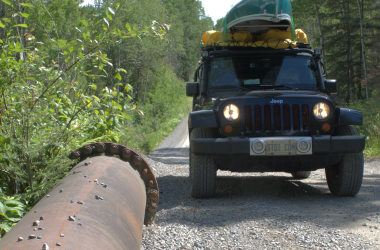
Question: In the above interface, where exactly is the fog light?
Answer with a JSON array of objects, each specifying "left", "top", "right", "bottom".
[
  {"left": 297, "top": 139, "right": 311, "bottom": 153},
  {"left": 224, "top": 125, "right": 233, "bottom": 133},
  {"left": 251, "top": 139, "right": 265, "bottom": 154},
  {"left": 322, "top": 123, "right": 331, "bottom": 132}
]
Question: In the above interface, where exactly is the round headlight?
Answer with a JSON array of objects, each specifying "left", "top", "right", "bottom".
[
  {"left": 313, "top": 102, "right": 330, "bottom": 120},
  {"left": 223, "top": 104, "right": 239, "bottom": 121}
]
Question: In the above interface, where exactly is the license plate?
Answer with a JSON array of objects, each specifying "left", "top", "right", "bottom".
[
  {"left": 250, "top": 137, "right": 312, "bottom": 156},
  {"left": 265, "top": 140, "right": 296, "bottom": 155}
]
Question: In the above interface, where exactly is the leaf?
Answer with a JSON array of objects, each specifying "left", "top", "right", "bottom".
[
  {"left": 0, "top": 21, "right": 4, "bottom": 28},
  {"left": 6, "top": 208, "right": 23, "bottom": 217},
  {"left": 89, "top": 84, "right": 97, "bottom": 90},
  {"left": 125, "top": 23, "right": 131, "bottom": 32},
  {"left": 106, "top": 11, "right": 112, "bottom": 21},
  {"left": 117, "top": 68, "right": 127, "bottom": 74},
  {"left": 4, "top": 199, "right": 24, "bottom": 208},
  {"left": 0, "top": 201, "right": 6, "bottom": 217},
  {"left": 80, "top": 20, "right": 88, "bottom": 27},
  {"left": 14, "top": 24, "right": 27, "bottom": 28},
  {"left": 108, "top": 7, "right": 115, "bottom": 15},
  {"left": 124, "top": 84, "right": 133, "bottom": 93},
  {"left": 19, "top": 3, "right": 33, "bottom": 7},
  {"left": 114, "top": 73, "right": 121, "bottom": 81},
  {"left": 1, "top": 0, "right": 12, "bottom": 6},
  {"left": 0, "top": 223, "right": 11, "bottom": 232},
  {"left": 20, "top": 13, "right": 30, "bottom": 18}
]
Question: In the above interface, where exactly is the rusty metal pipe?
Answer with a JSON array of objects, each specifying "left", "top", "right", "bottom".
[{"left": 0, "top": 143, "right": 159, "bottom": 250}]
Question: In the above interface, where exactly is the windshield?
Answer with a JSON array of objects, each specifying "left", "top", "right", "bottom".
[{"left": 207, "top": 55, "right": 317, "bottom": 91}]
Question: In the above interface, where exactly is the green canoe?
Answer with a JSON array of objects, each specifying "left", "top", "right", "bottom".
[{"left": 223, "top": 0, "right": 295, "bottom": 39}]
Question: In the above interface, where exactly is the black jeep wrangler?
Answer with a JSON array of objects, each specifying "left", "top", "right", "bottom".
[{"left": 186, "top": 46, "right": 366, "bottom": 198}]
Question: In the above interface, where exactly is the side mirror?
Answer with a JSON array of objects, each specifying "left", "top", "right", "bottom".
[
  {"left": 325, "top": 79, "right": 337, "bottom": 94},
  {"left": 186, "top": 82, "right": 199, "bottom": 97}
]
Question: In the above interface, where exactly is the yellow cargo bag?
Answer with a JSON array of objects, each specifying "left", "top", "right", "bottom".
[
  {"left": 258, "top": 29, "right": 292, "bottom": 41},
  {"left": 233, "top": 30, "right": 253, "bottom": 43},
  {"left": 201, "top": 30, "right": 232, "bottom": 46},
  {"left": 295, "top": 29, "right": 308, "bottom": 43}
]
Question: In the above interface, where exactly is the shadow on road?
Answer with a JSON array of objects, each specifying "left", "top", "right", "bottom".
[
  {"left": 150, "top": 147, "right": 189, "bottom": 165},
  {"left": 150, "top": 146, "right": 380, "bottom": 230},
  {"left": 156, "top": 170, "right": 380, "bottom": 230}
]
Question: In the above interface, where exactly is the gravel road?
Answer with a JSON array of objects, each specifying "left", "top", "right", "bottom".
[{"left": 142, "top": 119, "right": 380, "bottom": 249}]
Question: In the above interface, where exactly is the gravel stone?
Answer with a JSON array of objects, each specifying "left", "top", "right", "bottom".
[
  {"left": 17, "top": 236, "right": 24, "bottom": 242},
  {"left": 42, "top": 243, "right": 49, "bottom": 250},
  {"left": 33, "top": 220, "right": 40, "bottom": 226},
  {"left": 68, "top": 216, "right": 76, "bottom": 222},
  {"left": 28, "top": 234, "right": 37, "bottom": 239},
  {"left": 140, "top": 119, "right": 380, "bottom": 250},
  {"left": 95, "top": 195, "right": 104, "bottom": 200}
]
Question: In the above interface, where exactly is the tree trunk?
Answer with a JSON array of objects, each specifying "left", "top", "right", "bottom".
[
  {"left": 314, "top": 0, "right": 325, "bottom": 61},
  {"left": 356, "top": 0, "right": 368, "bottom": 99},
  {"left": 342, "top": 0, "right": 354, "bottom": 103}
]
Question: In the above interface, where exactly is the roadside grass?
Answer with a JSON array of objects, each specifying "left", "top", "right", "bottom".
[
  {"left": 349, "top": 94, "right": 380, "bottom": 159},
  {"left": 120, "top": 68, "right": 192, "bottom": 153}
]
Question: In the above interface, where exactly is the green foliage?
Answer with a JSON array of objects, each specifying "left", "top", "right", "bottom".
[
  {"left": 0, "top": 0, "right": 205, "bottom": 238},
  {"left": 348, "top": 95, "right": 380, "bottom": 158},
  {"left": 292, "top": 0, "right": 380, "bottom": 102},
  {"left": 121, "top": 66, "right": 191, "bottom": 153},
  {"left": 0, "top": 0, "right": 137, "bottom": 204},
  {"left": 0, "top": 191, "right": 26, "bottom": 237}
]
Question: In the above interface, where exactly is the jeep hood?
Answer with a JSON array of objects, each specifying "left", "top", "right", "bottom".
[{"left": 216, "top": 90, "right": 328, "bottom": 101}]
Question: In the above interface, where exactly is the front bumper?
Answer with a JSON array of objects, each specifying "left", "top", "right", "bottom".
[{"left": 191, "top": 135, "right": 366, "bottom": 156}]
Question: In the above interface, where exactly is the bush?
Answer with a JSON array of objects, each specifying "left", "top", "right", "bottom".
[
  {"left": 349, "top": 97, "right": 380, "bottom": 158},
  {"left": 0, "top": 191, "right": 26, "bottom": 237},
  {"left": 121, "top": 66, "right": 191, "bottom": 153}
]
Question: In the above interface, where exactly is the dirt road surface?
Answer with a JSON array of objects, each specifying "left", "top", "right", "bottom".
[{"left": 142, "top": 119, "right": 380, "bottom": 249}]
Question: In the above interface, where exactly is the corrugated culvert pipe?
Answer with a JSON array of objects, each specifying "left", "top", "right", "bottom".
[{"left": 0, "top": 143, "right": 159, "bottom": 250}]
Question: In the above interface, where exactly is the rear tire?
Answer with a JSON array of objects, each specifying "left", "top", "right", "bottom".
[
  {"left": 189, "top": 128, "right": 217, "bottom": 198},
  {"left": 291, "top": 171, "right": 311, "bottom": 180},
  {"left": 325, "top": 126, "right": 364, "bottom": 196}
]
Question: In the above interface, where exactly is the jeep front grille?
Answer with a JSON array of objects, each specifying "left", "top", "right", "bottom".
[{"left": 245, "top": 104, "right": 310, "bottom": 134}]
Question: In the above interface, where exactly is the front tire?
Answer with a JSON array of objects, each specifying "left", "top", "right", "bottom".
[
  {"left": 325, "top": 126, "right": 364, "bottom": 196},
  {"left": 189, "top": 128, "right": 217, "bottom": 198}
]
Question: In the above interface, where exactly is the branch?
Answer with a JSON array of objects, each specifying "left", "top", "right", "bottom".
[{"left": 30, "top": 46, "right": 99, "bottom": 112}]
